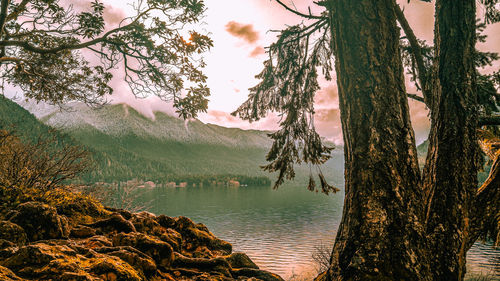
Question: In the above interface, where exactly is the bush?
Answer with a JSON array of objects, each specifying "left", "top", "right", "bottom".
[{"left": 0, "top": 130, "right": 106, "bottom": 222}]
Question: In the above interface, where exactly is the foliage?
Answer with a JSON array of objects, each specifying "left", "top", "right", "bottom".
[
  {"left": 0, "top": 0, "right": 212, "bottom": 118},
  {"left": 0, "top": 130, "right": 91, "bottom": 190},
  {"left": 234, "top": 0, "right": 500, "bottom": 195},
  {"left": 232, "top": 11, "right": 337, "bottom": 193},
  {"left": 0, "top": 132, "right": 106, "bottom": 222}
]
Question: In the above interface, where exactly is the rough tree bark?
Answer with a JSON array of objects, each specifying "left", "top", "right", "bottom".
[
  {"left": 319, "top": 1, "right": 432, "bottom": 280},
  {"left": 422, "top": 1, "right": 478, "bottom": 280}
]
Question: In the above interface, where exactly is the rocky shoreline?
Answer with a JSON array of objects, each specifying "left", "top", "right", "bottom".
[{"left": 0, "top": 201, "right": 284, "bottom": 281}]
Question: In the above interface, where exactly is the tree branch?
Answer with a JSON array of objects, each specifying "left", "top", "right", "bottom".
[
  {"left": 469, "top": 129, "right": 500, "bottom": 248},
  {"left": 274, "top": 0, "right": 324, "bottom": 20},
  {"left": 0, "top": 56, "right": 20, "bottom": 63},
  {"left": 6, "top": 0, "right": 28, "bottom": 22},
  {"left": 479, "top": 115, "right": 500, "bottom": 126},
  {"left": 395, "top": 3, "right": 431, "bottom": 106},
  {"left": 407, "top": 93, "right": 425, "bottom": 103},
  {"left": 0, "top": 24, "right": 134, "bottom": 54}
]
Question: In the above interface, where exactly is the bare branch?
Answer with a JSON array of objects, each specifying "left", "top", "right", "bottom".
[
  {"left": 395, "top": 3, "right": 431, "bottom": 106},
  {"left": 274, "top": 0, "right": 324, "bottom": 20},
  {"left": 479, "top": 115, "right": 500, "bottom": 126},
  {"left": 408, "top": 93, "right": 425, "bottom": 103},
  {"left": 6, "top": 0, "right": 29, "bottom": 22}
]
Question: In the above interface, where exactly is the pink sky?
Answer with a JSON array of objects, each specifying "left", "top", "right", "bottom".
[{"left": 97, "top": 0, "right": 500, "bottom": 145}]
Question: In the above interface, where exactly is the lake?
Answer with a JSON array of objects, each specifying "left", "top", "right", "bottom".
[{"left": 137, "top": 184, "right": 499, "bottom": 280}]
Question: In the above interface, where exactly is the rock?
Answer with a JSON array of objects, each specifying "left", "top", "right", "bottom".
[
  {"left": 112, "top": 232, "right": 174, "bottom": 268},
  {"left": 156, "top": 215, "right": 176, "bottom": 229},
  {"left": 105, "top": 208, "right": 133, "bottom": 220},
  {"left": 224, "top": 253, "right": 259, "bottom": 269},
  {"left": 159, "top": 229, "right": 182, "bottom": 252},
  {"left": 85, "top": 214, "right": 136, "bottom": 234},
  {"left": 0, "top": 221, "right": 26, "bottom": 246},
  {"left": 175, "top": 217, "right": 232, "bottom": 255},
  {"left": 70, "top": 225, "right": 96, "bottom": 238},
  {"left": 0, "top": 265, "right": 22, "bottom": 281},
  {"left": 0, "top": 240, "right": 18, "bottom": 260},
  {"left": 1, "top": 242, "right": 143, "bottom": 281},
  {"left": 172, "top": 253, "right": 232, "bottom": 277},
  {"left": 7, "top": 202, "right": 69, "bottom": 241},
  {"left": 89, "top": 257, "right": 142, "bottom": 281},
  {"left": 130, "top": 212, "right": 162, "bottom": 235},
  {"left": 94, "top": 246, "right": 156, "bottom": 277},
  {"left": 59, "top": 272, "right": 95, "bottom": 281},
  {"left": 232, "top": 268, "right": 285, "bottom": 281},
  {"left": 81, "top": 235, "right": 113, "bottom": 249},
  {"left": 1, "top": 243, "right": 74, "bottom": 271}
]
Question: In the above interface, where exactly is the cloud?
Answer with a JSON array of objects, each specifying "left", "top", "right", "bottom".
[
  {"left": 199, "top": 110, "right": 280, "bottom": 131},
  {"left": 250, "top": 46, "right": 265, "bottom": 58},
  {"left": 225, "top": 21, "right": 260, "bottom": 44}
]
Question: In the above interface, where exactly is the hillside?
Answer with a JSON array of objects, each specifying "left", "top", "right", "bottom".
[
  {"left": 3, "top": 98, "right": 344, "bottom": 185},
  {"left": 0, "top": 96, "right": 71, "bottom": 144}
]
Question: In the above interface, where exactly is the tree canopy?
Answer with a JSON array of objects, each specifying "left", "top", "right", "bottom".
[
  {"left": 233, "top": 0, "right": 500, "bottom": 191},
  {"left": 0, "top": 0, "right": 212, "bottom": 118}
]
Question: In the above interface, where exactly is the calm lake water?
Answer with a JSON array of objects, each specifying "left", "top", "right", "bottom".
[{"left": 137, "top": 184, "right": 499, "bottom": 280}]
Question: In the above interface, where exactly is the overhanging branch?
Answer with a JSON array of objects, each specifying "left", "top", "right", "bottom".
[
  {"left": 274, "top": 0, "right": 325, "bottom": 20},
  {"left": 479, "top": 115, "right": 500, "bottom": 126},
  {"left": 407, "top": 93, "right": 425, "bottom": 103}
]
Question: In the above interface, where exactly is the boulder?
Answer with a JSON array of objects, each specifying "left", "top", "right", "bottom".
[
  {"left": 224, "top": 253, "right": 259, "bottom": 269},
  {"left": 0, "top": 265, "right": 22, "bottom": 281},
  {"left": 89, "top": 257, "right": 142, "bottom": 281},
  {"left": 1, "top": 242, "right": 143, "bottom": 281},
  {"left": 112, "top": 232, "right": 174, "bottom": 268},
  {"left": 0, "top": 221, "right": 27, "bottom": 246},
  {"left": 156, "top": 215, "right": 176, "bottom": 229},
  {"left": 232, "top": 268, "right": 285, "bottom": 281},
  {"left": 70, "top": 225, "right": 96, "bottom": 238},
  {"left": 85, "top": 214, "right": 136, "bottom": 234},
  {"left": 59, "top": 272, "right": 95, "bottom": 281},
  {"left": 172, "top": 253, "right": 232, "bottom": 278},
  {"left": 175, "top": 217, "right": 232, "bottom": 255},
  {"left": 1, "top": 243, "right": 74, "bottom": 271},
  {"left": 94, "top": 246, "right": 156, "bottom": 277},
  {"left": 159, "top": 228, "right": 182, "bottom": 252},
  {"left": 81, "top": 235, "right": 113, "bottom": 249},
  {"left": 130, "top": 212, "right": 162, "bottom": 235},
  {"left": 7, "top": 202, "right": 69, "bottom": 241}
]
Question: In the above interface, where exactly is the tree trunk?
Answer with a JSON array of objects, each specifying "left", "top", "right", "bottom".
[
  {"left": 318, "top": 1, "right": 432, "bottom": 280},
  {"left": 422, "top": 0, "right": 478, "bottom": 280}
]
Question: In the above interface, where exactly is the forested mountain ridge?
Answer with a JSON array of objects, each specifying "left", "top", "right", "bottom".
[{"left": 6, "top": 99, "right": 343, "bottom": 184}]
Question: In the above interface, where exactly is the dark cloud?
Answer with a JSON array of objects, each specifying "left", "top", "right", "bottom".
[
  {"left": 225, "top": 21, "right": 260, "bottom": 44},
  {"left": 250, "top": 46, "right": 265, "bottom": 58}
]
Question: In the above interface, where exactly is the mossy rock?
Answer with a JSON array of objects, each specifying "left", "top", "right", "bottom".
[
  {"left": 7, "top": 202, "right": 69, "bottom": 241},
  {"left": 0, "top": 221, "right": 27, "bottom": 246}
]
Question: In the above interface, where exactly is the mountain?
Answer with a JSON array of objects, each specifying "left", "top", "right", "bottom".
[
  {"left": 0, "top": 95, "right": 75, "bottom": 147},
  {"left": 7, "top": 98, "right": 344, "bottom": 185}
]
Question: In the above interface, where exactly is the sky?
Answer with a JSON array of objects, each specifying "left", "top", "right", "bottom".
[{"left": 16, "top": 0, "right": 500, "bottom": 145}]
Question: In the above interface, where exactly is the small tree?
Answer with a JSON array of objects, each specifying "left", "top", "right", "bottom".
[
  {"left": 0, "top": 0, "right": 212, "bottom": 118},
  {"left": 0, "top": 130, "right": 91, "bottom": 208}
]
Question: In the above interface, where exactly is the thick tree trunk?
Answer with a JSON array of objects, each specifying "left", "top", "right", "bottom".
[
  {"left": 318, "top": 1, "right": 432, "bottom": 280},
  {"left": 422, "top": 1, "right": 478, "bottom": 280}
]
